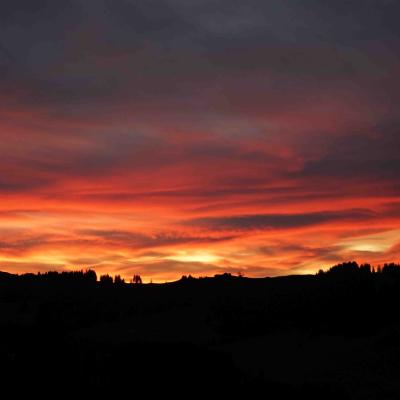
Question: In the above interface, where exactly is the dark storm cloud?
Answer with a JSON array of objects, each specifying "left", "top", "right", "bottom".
[
  {"left": 0, "top": 0, "right": 82, "bottom": 71},
  {"left": 297, "top": 0, "right": 400, "bottom": 42},
  {"left": 24, "top": 131, "right": 167, "bottom": 175},
  {"left": 0, "top": 0, "right": 77, "bottom": 23},
  {"left": 1, "top": 0, "right": 396, "bottom": 60},
  {"left": 1, "top": 0, "right": 399, "bottom": 112},
  {"left": 301, "top": 157, "right": 400, "bottom": 181},
  {"left": 298, "top": 127, "right": 400, "bottom": 180},
  {"left": 0, "top": 179, "right": 49, "bottom": 192},
  {"left": 188, "top": 209, "right": 375, "bottom": 231}
]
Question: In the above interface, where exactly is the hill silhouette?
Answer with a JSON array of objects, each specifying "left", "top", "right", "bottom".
[{"left": 1, "top": 261, "right": 400, "bottom": 398}]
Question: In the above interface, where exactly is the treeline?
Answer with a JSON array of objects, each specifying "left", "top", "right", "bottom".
[
  {"left": 1, "top": 260, "right": 400, "bottom": 337},
  {"left": 0, "top": 269, "right": 142, "bottom": 285},
  {"left": 319, "top": 261, "right": 400, "bottom": 276},
  {"left": 0, "top": 260, "right": 399, "bottom": 286}
]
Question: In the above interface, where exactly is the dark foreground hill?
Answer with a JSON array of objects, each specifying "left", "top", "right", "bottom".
[{"left": 1, "top": 262, "right": 400, "bottom": 398}]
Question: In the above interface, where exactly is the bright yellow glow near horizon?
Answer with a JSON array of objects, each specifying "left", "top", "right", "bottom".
[
  {"left": 165, "top": 251, "right": 220, "bottom": 264},
  {"left": 340, "top": 229, "right": 400, "bottom": 253}
]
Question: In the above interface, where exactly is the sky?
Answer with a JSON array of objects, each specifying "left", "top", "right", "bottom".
[{"left": 0, "top": 0, "right": 400, "bottom": 282}]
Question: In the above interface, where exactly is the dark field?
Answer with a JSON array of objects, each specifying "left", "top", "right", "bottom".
[{"left": 1, "top": 262, "right": 400, "bottom": 398}]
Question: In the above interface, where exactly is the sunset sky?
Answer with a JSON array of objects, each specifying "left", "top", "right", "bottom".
[{"left": 0, "top": 0, "right": 400, "bottom": 281}]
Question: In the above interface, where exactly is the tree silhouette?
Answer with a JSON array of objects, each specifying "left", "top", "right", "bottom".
[
  {"left": 100, "top": 274, "right": 113, "bottom": 285},
  {"left": 114, "top": 275, "right": 125, "bottom": 285},
  {"left": 132, "top": 274, "right": 142, "bottom": 285},
  {"left": 382, "top": 263, "right": 400, "bottom": 275},
  {"left": 84, "top": 269, "right": 97, "bottom": 282}
]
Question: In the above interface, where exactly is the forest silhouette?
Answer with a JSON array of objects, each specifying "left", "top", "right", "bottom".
[{"left": 1, "top": 261, "right": 400, "bottom": 398}]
